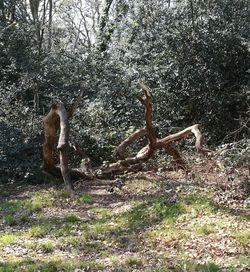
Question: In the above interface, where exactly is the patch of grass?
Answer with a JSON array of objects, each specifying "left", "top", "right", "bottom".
[
  {"left": 60, "top": 235, "right": 104, "bottom": 253},
  {"left": 183, "top": 195, "right": 215, "bottom": 215},
  {"left": 3, "top": 214, "right": 15, "bottom": 226},
  {"left": 109, "top": 254, "right": 121, "bottom": 266},
  {"left": 26, "top": 217, "right": 74, "bottom": 238},
  {"left": 61, "top": 236, "right": 83, "bottom": 247},
  {"left": 0, "top": 190, "right": 53, "bottom": 225},
  {"left": 125, "top": 256, "right": 143, "bottom": 268},
  {"left": 146, "top": 227, "right": 186, "bottom": 247},
  {"left": 24, "top": 240, "right": 55, "bottom": 253},
  {"left": 53, "top": 223, "right": 73, "bottom": 237},
  {"left": 85, "top": 221, "right": 109, "bottom": 240},
  {"left": 234, "top": 230, "right": 250, "bottom": 247},
  {"left": 0, "top": 258, "right": 105, "bottom": 272},
  {"left": 24, "top": 242, "right": 37, "bottom": 250},
  {"left": 1, "top": 200, "right": 24, "bottom": 215},
  {"left": 1, "top": 200, "right": 30, "bottom": 225},
  {"left": 53, "top": 189, "right": 71, "bottom": 199},
  {"left": 78, "top": 193, "right": 93, "bottom": 203},
  {"left": 103, "top": 199, "right": 184, "bottom": 237},
  {"left": 172, "top": 260, "right": 221, "bottom": 272},
  {"left": 0, "top": 234, "right": 18, "bottom": 245},
  {"left": 39, "top": 241, "right": 55, "bottom": 253},
  {"left": 194, "top": 224, "right": 215, "bottom": 235},
  {"left": 52, "top": 228, "right": 66, "bottom": 237},
  {"left": 153, "top": 200, "right": 184, "bottom": 224},
  {"left": 89, "top": 207, "right": 112, "bottom": 219},
  {"left": 27, "top": 225, "right": 49, "bottom": 237},
  {"left": 29, "top": 194, "right": 45, "bottom": 211},
  {"left": 64, "top": 214, "right": 81, "bottom": 223},
  {"left": 230, "top": 255, "right": 250, "bottom": 268}
]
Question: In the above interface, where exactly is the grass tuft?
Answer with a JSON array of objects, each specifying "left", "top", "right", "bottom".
[
  {"left": 234, "top": 230, "right": 250, "bottom": 247},
  {"left": 39, "top": 241, "right": 55, "bottom": 253},
  {"left": 64, "top": 214, "right": 81, "bottom": 223},
  {"left": 125, "top": 257, "right": 143, "bottom": 268},
  {"left": 78, "top": 193, "right": 94, "bottom": 203},
  {"left": 27, "top": 225, "right": 49, "bottom": 237},
  {"left": 194, "top": 224, "right": 215, "bottom": 235},
  {"left": 0, "top": 234, "right": 18, "bottom": 245}
]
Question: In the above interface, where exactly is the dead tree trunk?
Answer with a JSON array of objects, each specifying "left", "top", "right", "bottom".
[
  {"left": 56, "top": 103, "right": 74, "bottom": 195},
  {"left": 42, "top": 83, "right": 211, "bottom": 187},
  {"left": 100, "top": 82, "right": 211, "bottom": 176},
  {"left": 42, "top": 91, "right": 94, "bottom": 195},
  {"left": 43, "top": 103, "right": 74, "bottom": 195}
]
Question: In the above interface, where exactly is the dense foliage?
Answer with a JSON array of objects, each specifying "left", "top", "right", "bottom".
[{"left": 0, "top": 0, "right": 249, "bottom": 180}]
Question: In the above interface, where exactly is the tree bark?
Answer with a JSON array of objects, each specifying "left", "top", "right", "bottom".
[
  {"left": 116, "top": 127, "right": 147, "bottom": 160},
  {"left": 42, "top": 91, "right": 94, "bottom": 194},
  {"left": 43, "top": 103, "right": 74, "bottom": 195},
  {"left": 42, "top": 104, "right": 59, "bottom": 171},
  {"left": 56, "top": 103, "right": 74, "bottom": 195}
]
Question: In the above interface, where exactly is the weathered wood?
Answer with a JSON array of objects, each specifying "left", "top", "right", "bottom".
[
  {"left": 43, "top": 82, "right": 210, "bottom": 181},
  {"left": 55, "top": 103, "right": 74, "bottom": 195},
  {"left": 116, "top": 128, "right": 147, "bottom": 160},
  {"left": 138, "top": 82, "right": 157, "bottom": 150},
  {"left": 157, "top": 124, "right": 211, "bottom": 155},
  {"left": 42, "top": 92, "right": 93, "bottom": 194},
  {"left": 102, "top": 83, "right": 211, "bottom": 176}
]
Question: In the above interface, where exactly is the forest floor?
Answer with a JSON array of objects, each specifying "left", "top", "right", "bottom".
[{"left": 0, "top": 158, "right": 249, "bottom": 272}]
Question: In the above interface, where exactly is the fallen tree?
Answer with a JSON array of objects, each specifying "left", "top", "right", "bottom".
[{"left": 42, "top": 83, "right": 211, "bottom": 194}]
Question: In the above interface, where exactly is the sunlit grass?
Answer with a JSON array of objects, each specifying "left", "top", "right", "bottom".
[
  {"left": 229, "top": 255, "right": 250, "bottom": 268},
  {"left": 0, "top": 180, "right": 249, "bottom": 272},
  {"left": 0, "top": 257, "right": 105, "bottom": 271},
  {"left": 0, "top": 234, "right": 18, "bottom": 245},
  {"left": 89, "top": 207, "right": 112, "bottom": 219},
  {"left": 27, "top": 225, "right": 50, "bottom": 238},
  {"left": 24, "top": 240, "right": 55, "bottom": 253},
  {"left": 194, "top": 224, "right": 216, "bottom": 235},
  {"left": 234, "top": 229, "right": 250, "bottom": 247},
  {"left": 146, "top": 226, "right": 187, "bottom": 247},
  {"left": 38, "top": 240, "right": 55, "bottom": 253},
  {"left": 183, "top": 195, "right": 216, "bottom": 215},
  {"left": 60, "top": 236, "right": 104, "bottom": 253},
  {"left": 0, "top": 190, "right": 54, "bottom": 226}
]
